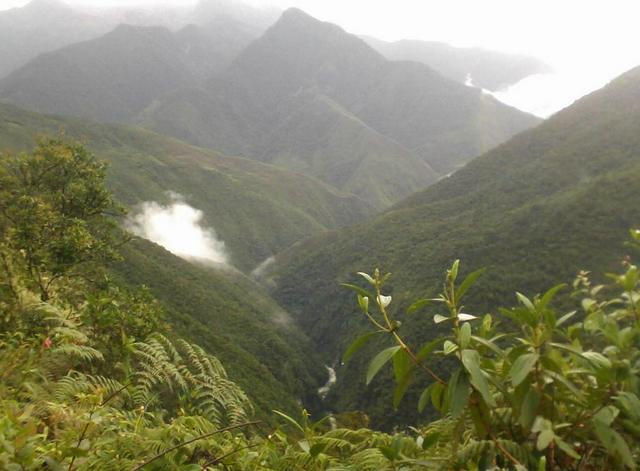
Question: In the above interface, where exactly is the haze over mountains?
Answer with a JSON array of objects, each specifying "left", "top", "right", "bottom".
[
  {"left": 2, "top": 0, "right": 640, "bottom": 443},
  {"left": 363, "top": 36, "right": 552, "bottom": 91},
  {"left": 0, "top": 2, "right": 540, "bottom": 208}
]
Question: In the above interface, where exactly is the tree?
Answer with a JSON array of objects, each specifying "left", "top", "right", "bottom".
[{"left": 0, "top": 138, "right": 125, "bottom": 304}]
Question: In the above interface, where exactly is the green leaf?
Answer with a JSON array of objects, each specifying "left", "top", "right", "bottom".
[
  {"left": 340, "top": 283, "right": 373, "bottom": 299},
  {"left": 443, "top": 340, "right": 458, "bottom": 355},
  {"left": 516, "top": 292, "right": 535, "bottom": 311},
  {"left": 447, "top": 370, "right": 471, "bottom": 418},
  {"left": 554, "top": 437, "right": 581, "bottom": 460},
  {"left": 536, "top": 430, "right": 555, "bottom": 451},
  {"left": 430, "top": 381, "right": 446, "bottom": 411},
  {"left": 461, "top": 349, "right": 496, "bottom": 407},
  {"left": 519, "top": 389, "right": 540, "bottom": 430},
  {"left": 460, "top": 322, "right": 471, "bottom": 348},
  {"left": 510, "top": 352, "right": 539, "bottom": 387},
  {"left": 449, "top": 259, "right": 460, "bottom": 283},
  {"left": 392, "top": 348, "right": 412, "bottom": 383},
  {"left": 418, "top": 385, "right": 431, "bottom": 413},
  {"left": 342, "top": 331, "right": 383, "bottom": 363},
  {"left": 272, "top": 410, "right": 305, "bottom": 433},
  {"left": 357, "top": 294, "right": 369, "bottom": 312},
  {"left": 407, "top": 298, "right": 430, "bottom": 314},
  {"left": 592, "top": 421, "right": 636, "bottom": 469},
  {"left": 456, "top": 268, "right": 485, "bottom": 300},
  {"left": 539, "top": 283, "right": 566, "bottom": 309},
  {"left": 366, "top": 346, "right": 401, "bottom": 385},
  {"left": 471, "top": 335, "right": 503, "bottom": 356},
  {"left": 581, "top": 351, "right": 612, "bottom": 369},
  {"left": 556, "top": 310, "right": 577, "bottom": 327},
  {"left": 298, "top": 439, "right": 310, "bottom": 453}
]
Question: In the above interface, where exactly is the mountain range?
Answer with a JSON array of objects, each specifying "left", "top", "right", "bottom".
[
  {"left": 136, "top": 8, "right": 541, "bottom": 206},
  {"left": 0, "top": 2, "right": 542, "bottom": 209}
]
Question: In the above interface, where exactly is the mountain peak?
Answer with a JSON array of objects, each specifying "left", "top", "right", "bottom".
[{"left": 280, "top": 7, "right": 315, "bottom": 21}]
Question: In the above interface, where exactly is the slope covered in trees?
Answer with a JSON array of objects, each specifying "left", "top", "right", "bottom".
[
  {"left": 0, "top": 102, "right": 372, "bottom": 271},
  {"left": 2, "top": 142, "right": 639, "bottom": 468},
  {"left": 0, "top": 137, "right": 325, "bottom": 418},
  {"left": 269, "top": 66, "right": 640, "bottom": 427}
]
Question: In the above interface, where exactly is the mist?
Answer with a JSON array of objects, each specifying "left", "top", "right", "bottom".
[{"left": 126, "top": 194, "right": 229, "bottom": 266}]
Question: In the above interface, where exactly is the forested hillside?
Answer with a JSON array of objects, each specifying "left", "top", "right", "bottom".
[
  {"left": 2, "top": 139, "right": 639, "bottom": 469},
  {"left": 0, "top": 102, "right": 372, "bottom": 271},
  {"left": 270, "top": 66, "right": 640, "bottom": 427}
]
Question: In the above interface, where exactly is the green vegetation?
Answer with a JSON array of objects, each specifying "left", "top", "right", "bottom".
[
  {"left": 339, "top": 254, "right": 640, "bottom": 469},
  {"left": 0, "top": 102, "right": 372, "bottom": 271},
  {"left": 270, "top": 65, "right": 640, "bottom": 427},
  {"left": 0, "top": 138, "right": 324, "bottom": 420},
  {"left": 2, "top": 138, "right": 640, "bottom": 469}
]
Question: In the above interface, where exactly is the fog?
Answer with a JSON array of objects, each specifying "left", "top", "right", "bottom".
[
  {"left": 3, "top": 0, "right": 640, "bottom": 116},
  {"left": 126, "top": 194, "right": 229, "bottom": 266}
]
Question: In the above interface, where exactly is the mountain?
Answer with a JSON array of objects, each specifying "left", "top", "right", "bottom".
[
  {"left": 0, "top": 102, "right": 372, "bottom": 272},
  {"left": 138, "top": 8, "right": 540, "bottom": 207},
  {"left": 0, "top": 0, "right": 114, "bottom": 79},
  {"left": 268, "top": 66, "right": 640, "bottom": 428},
  {"left": 0, "top": 24, "right": 203, "bottom": 122},
  {"left": 363, "top": 36, "right": 552, "bottom": 91},
  {"left": 0, "top": 0, "right": 274, "bottom": 81}
]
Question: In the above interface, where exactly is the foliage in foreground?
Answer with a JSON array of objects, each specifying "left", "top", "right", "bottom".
[
  {"left": 343, "top": 231, "right": 640, "bottom": 469},
  {"left": 1, "top": 139, "right": 639, "bottom": 469}
]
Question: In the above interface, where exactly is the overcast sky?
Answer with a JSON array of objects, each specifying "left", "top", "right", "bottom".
[{"left": 3, "top": 0, "right": 640, "bottom": 116}]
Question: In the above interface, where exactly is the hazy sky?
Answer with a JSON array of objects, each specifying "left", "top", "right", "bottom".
[{"left": 3, "top": 0, "right": 640, "bottom": 116}]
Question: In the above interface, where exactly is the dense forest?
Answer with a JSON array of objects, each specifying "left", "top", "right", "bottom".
[{"left": 1, "top": 140, "right": 639, "bottom": 469}]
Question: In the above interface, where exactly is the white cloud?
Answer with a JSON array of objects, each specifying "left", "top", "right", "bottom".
[{"left": 126, "top": 194, "right": 229, "bottom": 265}]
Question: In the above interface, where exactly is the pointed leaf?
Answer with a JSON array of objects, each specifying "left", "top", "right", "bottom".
[
  {"left": 539, "top": 283, "right": 566, "bottom": 309},
  {"left": 341, "top": 283, "right": 373, "bottom": 299},
  {"left": 272, "top": 410, "right": 305, "bottom": 433},
  {"left": 461, "top": 349, "right": 496, "bottom": 407},
  {"left": 457, "top": 268, "right": 485, "bottom": 300},
  {"left": 510, "top": 353, "right": 539, "bottom": 387},
  {"left": 366, "top": 346, "right": 401, "bottom": 385},
  {"left": 343, "top": 331, "right": 383, "bottom": 363}
]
